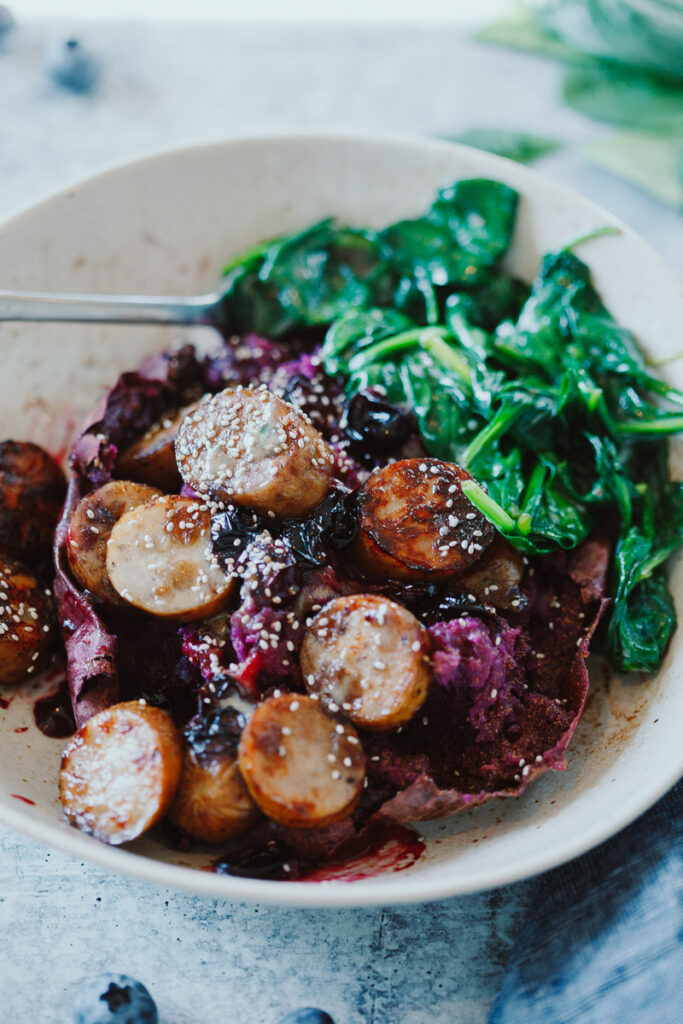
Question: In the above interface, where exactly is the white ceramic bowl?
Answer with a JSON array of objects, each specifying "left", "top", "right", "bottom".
[{"left": 0, "top": 133, "right": 681, "bottom": 907}]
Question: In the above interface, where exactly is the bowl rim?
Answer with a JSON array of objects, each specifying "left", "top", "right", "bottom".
[{"left": 1, "top": 128, "right": 682, "bottom": 906}]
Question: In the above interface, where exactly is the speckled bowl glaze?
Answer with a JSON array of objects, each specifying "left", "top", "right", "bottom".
[{"left": 0, "top": 133, "right": 681, "bottom": 906}]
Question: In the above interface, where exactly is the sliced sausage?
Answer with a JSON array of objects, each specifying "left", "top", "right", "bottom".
[
  {"left": 117, "top": 401, "right": 201, "bottom": 491},
  {"left": 352, "top": 458, "right": 495, "bottom": 581},
  {"left": 106, "top": 494, "right": 234, "bottom": 620},
  {"left": 300, "top": 594, "right": 431, "bottom": 731},
  {"left": 452, "top": 534, "right": 526, "bottom": 611},
  {"left": 67, "top": 480, "right": 162, "bottom": 605},
  {"left": 168, "top": 747, "right": 258, "bottom": 844},
  {"left": 0, "top": 554, "right": 53, "bottom": 686},
  {"left": 175, "top": 386, "right": 334, "bottom": 518},
  {"left": 59, "top": 701, "right": 183, "bottom": 845},
  {"left": 0, "top": 441, "right": 66, "bottom": 560},
  {"left": 238, "top": 694, "right": 365, "bottom": 829}
]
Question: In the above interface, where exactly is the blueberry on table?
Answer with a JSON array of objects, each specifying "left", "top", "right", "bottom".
[
  {"left": 278, "top": 1011, "right": 336, "bottom": 1024},
  {"left": 45, "top": 38, "right": 100, "bottom": 93},
  {"left": 73, "top": 973, "right": 158, "bottom": 1024}
]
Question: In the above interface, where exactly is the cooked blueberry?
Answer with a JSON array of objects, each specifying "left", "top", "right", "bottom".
[
  {"left": 341, "top": 390, "right": 413, "bottom": 454},
  {"left": 280, "top": 488, "right": 357, "bottom": 567},
  {"left": 215, "top": 837, "right": 300, "bottom": 880},
  {"left": 277, "top": 1010, "right": 336, "bottom": 1024},
  {"left": 0, "top": 5, "right": 15, "bottom": 40},
  {"left": 211, "top": 505, "right": 263, "bottom": 568},
  {"left": 45, "top": 38, "right": 100, "bottom": 93},
  {"left": 73, "top": 973, "right": 157, "bottom": 1024},
  {"left": 184, "top": 705, "right": 246, "bottom": 765},
  {"left": 425, "top": 593, "right": 499, "bottom": 627}
]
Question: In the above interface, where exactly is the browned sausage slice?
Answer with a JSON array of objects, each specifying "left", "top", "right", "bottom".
[
  {"left": 0, "top": 441, "right": 66, "bottom": 560},
  {"left": 0, "top": 555, "right": 53, "bottom": 685},
  {"left": 238, "top": 694, "right": 365, "bottom": 829},
  {"left": 67, "top": 480, "right": 162, "bottom": 605},
  {"left": 352, "top": 458, "right": 495, "bottom": 581},
  {"left": 106, "top": 495, "right": 234, "bottom": 620},
  {"left": 117, "top": 401, "right": 201, "bottom": 491},
  {"left": 175, "top": 386, "right": 334, "bottom": 518},
  {"left": 300, "top": 595, "right": 431, "bottom": 731},
  {"left": 59, "top": 701, "right": 183, "bottom": 845},
  {"left": 168, "top": 747, "right": 258, "bottom": 843},
  {"left": 452, "top": 534, "right": 526, "bottom": 611}
]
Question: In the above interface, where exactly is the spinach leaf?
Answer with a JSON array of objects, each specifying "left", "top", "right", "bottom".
[
  {"left": 321, "top": 308, "right": 413, "bottom": 376},
  {"left": 216, "top": 175, "right": 683, "bottom": 676},
  {"left": 219, "top": 179, "right": 519, "bottom": 337},
  {"left": 429, "top": 179, "right": 519, "bottom": 266},
  {"left": 447, "top": 129, "right": 562, "bottom": 164},
  {"left": 474, "top": 8, "right": 580, "bottom": 61},
  {"left": 563, "top": 62, "right": 683, "bottom": 132},
  {"left": 583, "top": 132, "right": 683, "bottom": 209}
]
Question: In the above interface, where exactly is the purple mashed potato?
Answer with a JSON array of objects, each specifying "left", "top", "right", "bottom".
[
  {"left": 370, "top": 540, "right": 609, "bottom": 821},
  {"left": 54, "top": 334, "right": 610, "bottom": 835}
]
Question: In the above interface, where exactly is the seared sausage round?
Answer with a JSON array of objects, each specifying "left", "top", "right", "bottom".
[
  {"left": 59, "top": 701, "right": 183, "bottom": 845},
  {"left": 451, "top": 534, "right": 526, "bottom": 611},
  {"left": 352, "top": 458, "right": 495, "bottom": 581},
  {"left": 175, "top": 386, "right": 334, "bottom": 518},
  {"left": 67, "top": 480, "right": 162, "bottom": 605},
  {"left": 300, "top": 595, "right": 431, "bottom": 731},
  {"left": 106, "top": 495, "right": 234, "bottom": 620},
  {"left": 117, "top": 401, "right": 201, "bottom": 492},
  {"left": 168, "top": 746, "right": 258, "bottom": 843},
  {"left": 0, "top": 441, "right": 66, "bottom": 560},
  {"left": 238, "top": 694, "right": 365, "bottom": 829},
  {"left": 0, "top": 554, "right": 53, "bottom": 686}
]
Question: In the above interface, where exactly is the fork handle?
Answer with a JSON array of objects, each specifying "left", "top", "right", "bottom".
[{"left": 0, "top": 289, "right": 221, "bottom": 326}]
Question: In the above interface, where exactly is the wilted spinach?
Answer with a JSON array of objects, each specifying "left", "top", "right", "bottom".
[{"left": 218, "top": 177, "right": 683, "bottom": 674}]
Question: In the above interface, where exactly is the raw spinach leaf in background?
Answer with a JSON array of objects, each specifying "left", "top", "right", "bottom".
[
  {"left": 563, "top": 63, "right": 683, "bottom": 132},
  {"left": 583, "top": 132, "right": 683, "bottom": 208},
  {"left": 474, "top": 2, "right": 683, "bottom": 208},
  {"left": 533, "top": 0, "right": 683, "bottom": 82},
  {"left": 446, "top": 129, "right": 562, "bottom": 164},
  {"left": 475, "top": 2, "right": 683, "bottom": 80},
  {"left": 474, "top": 7, "right": 581, "bottom": 60}
]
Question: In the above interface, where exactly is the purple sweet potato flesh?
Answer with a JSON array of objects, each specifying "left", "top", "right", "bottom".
[{"left": 369, "top": 538, "right": 610, "bottom": 822}]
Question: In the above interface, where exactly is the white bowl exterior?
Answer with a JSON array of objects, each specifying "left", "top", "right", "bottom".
[{"left": 0, "top": 133, "right": 681, "bottom": 906}]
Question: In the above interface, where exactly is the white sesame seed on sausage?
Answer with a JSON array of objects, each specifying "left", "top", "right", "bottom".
[
  {"left": 352, "top": 458, "right": 495, "bottom": 582},
  {"left": 175, "top": 386, "right": 334, "bottom": 518},
  {"left": 300, "top": 594, "right": 432, "bottom": 732}
]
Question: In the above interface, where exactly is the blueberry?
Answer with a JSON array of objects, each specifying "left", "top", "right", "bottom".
[
  {"left": 341, "top": 389, "right": 413, "bottom": 455},
  {"left": 0, "top": 6, "right": 15, "bottom": 40},
  {"left": 280, "top": 488, "right": 357, "bottom": 567},
  {"left": 73, "top": 973, "right": 157, "bottom": 1024},
  {"left": 278, "top": 1010, "right": 336, "bottom": 1024},
  {"left": 184, "top": 705, "right": 245, "bottom": 765},
  {"left": 45, "top": 38, "right": 100, "bottom": 93},
  {"left": 210, "top": 505, "right": 263, "bottom": 569}
]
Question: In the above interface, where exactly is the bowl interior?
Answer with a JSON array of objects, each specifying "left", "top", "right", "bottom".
[{"left": 0, "top": 133, "right": 681, "bottom": 906}]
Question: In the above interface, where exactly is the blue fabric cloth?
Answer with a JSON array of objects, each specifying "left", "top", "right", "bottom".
[{"left": 488, "top": 781, "right": 683, "bottom": 1024}]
